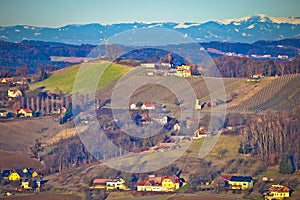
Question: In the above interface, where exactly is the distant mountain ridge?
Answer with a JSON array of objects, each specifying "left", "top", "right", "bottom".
[
  {"left": 0, "top": 38, "right": 299, "bottom": 73},
  {"left": 0, "top": 14, "right": 300, "bottom": 45}
]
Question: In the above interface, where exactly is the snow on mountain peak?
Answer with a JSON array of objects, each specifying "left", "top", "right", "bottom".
[
  {"left": 218, "top": 14, "right": 300, "bottom": 25},
  {"left": 174, "top": 22, "right": 201, "bottom": 29}
]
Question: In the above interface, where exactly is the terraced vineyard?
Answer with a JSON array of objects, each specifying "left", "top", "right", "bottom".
[
  {"left": 229, "top": 74, "right": 300, "bottom": 112},
  {"left": 249, "top": 74, "right": 300, "bottom": 112},
  {"left": 130, "top": 77, "right": 246, "bottom": 104}
]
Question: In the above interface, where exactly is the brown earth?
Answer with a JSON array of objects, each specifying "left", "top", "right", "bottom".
[
  {"left": 0, "top": 194, "right": 81, "bottom": 200},
  {"left": 168, "top": 194, "right": 239, "bottom": 200},
  {"left": 0, "top": 151, "right": 43, "bottom": 170},
  {"left": 0, "top": 116, "right": 63, "bottom": 153}
]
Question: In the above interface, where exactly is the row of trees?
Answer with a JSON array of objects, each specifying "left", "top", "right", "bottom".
[
  {"left": 239, "top": 111, "right": 300, "bottom": 174},
  {"left": 211, "top": 56, "right": 300, "bottom": 78}
]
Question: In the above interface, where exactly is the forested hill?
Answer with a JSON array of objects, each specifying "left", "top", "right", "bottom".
[{"left": 0, "top": 38, "right": 299, "bottom": 76}]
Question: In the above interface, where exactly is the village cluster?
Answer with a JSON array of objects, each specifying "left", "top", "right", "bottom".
[
  {"left": 88, "top": 173, "right": 292, "bottom": 199},
  {"left": 0, "top": 168, "right": 47, "bottom": 196}
]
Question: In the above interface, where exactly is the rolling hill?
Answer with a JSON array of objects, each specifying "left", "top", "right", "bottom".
[
  {"left": 31, "top": 59, "right": 300, "bottom": 113},
  {"left": 30, "top": 61, "right": 132, "bottom": 94}
]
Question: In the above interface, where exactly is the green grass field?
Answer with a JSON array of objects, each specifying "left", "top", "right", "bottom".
[{"left": 30, "top": 61, "right": 132, "bottom": 94}]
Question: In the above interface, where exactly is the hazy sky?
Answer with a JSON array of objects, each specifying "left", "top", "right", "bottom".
[{"left": 0, "top": 0, "right": 299, "bottom": 27}]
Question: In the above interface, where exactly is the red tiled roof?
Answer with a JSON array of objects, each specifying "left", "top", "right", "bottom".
[
  {"left": 269, "top": 185, "right": 290, "bottom": 193},
  {"left": 254, "top": 72, "right": 264, "bottom": 76},
  {"left": 140, "top": 113, "right": 150, "bottom": 120},
  {"left": 145, "top": 103, "right": 155, "bottom": 107},
  {"left": 138, "top": 175, "right": 179, "bottom": 186},
  {"left": 163, "top": 175, "right": 179, "bottom": 183},
  {"left": 137, "top": 181, "right": 146, "bottom": 186},
  {"left": 220, "top": 174, "right": 233, "bottom": 181},
  {"left": 16, "top": 108, "right": 32, "bottom": 113},
  {"left": 1, "top": 78, "right": 13, "bottom": 82},
  {"left": 9, "top": 89, "right": 20, "bottom": 94},
  {"left": 93, "top": 178, "right": 107, "bottom": 185}
]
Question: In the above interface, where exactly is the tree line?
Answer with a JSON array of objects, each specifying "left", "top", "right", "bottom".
[
  {"left": 211, "top": 55, "right": 300, "bottom": 78},
  {"left": 239, "top": 110, "right": 300, "bottom": 174}
]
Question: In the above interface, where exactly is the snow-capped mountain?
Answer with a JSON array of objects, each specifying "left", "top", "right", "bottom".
[{"left": 0, "top": 14, "right": 299, "bottom": 45}]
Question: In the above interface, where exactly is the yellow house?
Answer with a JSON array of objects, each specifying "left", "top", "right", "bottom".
[
  {"left": 176, "top": 65, "right": 191, "bottom": 77},
  {"left": 21, "top": 179, "right": 42, "bottom": 190},
  {"left": 137, "top": 175, "right": 181, "bottom": 192},
  {"left": 21, "top": 179, "right": 31, "bottom": 189},
  {"left": 221, "top": 175, "right": 253, "bottom": 190},
  {"left": 162, "top": 177, "right": 179, "bottom": 192},
  {"left": 1, "top": 78, "right": 13, "bottom": 83},
  {"left": 8, "top": 89, "right": 22, "bottom": 98},
  {"left": 16, "top": 108, "right": 33, "bottom": 117},
  {"left": 32, "top": 171, "right": 39, "bottom": 178},
  {"left": 264, "top": 184, "right": 291, "bottom": 200},
  {"left": 9, "top": 171, "right": 21, "bottom": 181}
]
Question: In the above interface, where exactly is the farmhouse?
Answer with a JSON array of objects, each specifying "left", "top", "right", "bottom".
[
  {"left": 8, "top": 89, "right": 22, "bottom": 98},
  {"left": 221, "top": 174, "right": 253, "bottom": 190},
  {"left": 193, "top": 128, "right": 208, "bottom": 139},
  {"left": 137, "top": 175, "right": 180, "bottom": 192},
  {"left": 16, "top": 108, "right": 33, "bottom": 117},
  {"left": 264, "top": 184, "right": 291, "bottom": 200},
  {"left": 90, "top": 178, "right": 128, "bottom": 190},
  {"left": 106, "top": 178, "right": 128, "bottom": 190}
]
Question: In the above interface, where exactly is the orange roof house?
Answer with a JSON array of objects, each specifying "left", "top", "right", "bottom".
[
  {"left": 93, "top": 178, "right": 107, "bottom": 185},
  {"left": 16, "top": 108, "right": 33, "bottom": 117},
  {"left": 264, "top": 184, "right": 291, "bottom": 200},
  {"left": 1, "top": 78, "right": 13, "bottom": 83}
]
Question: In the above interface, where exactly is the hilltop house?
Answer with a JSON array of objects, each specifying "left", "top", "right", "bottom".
[
  {"left": 130, "top": 103, "right": 155, "bottom": 110},
  {"left": 221, "top": 174, "right": 253, "bottom": 190},
  {"left": 137, "top": 175, "right": 181, "bottom": 192},
  {"left": 176, "top": 65, "right": 191, "bottom": 77},
  {"left": 8, "top": 89, "right": 22, "bottom": 98},
  {"left": 252, "top": 72, "right": 264, "bottom": 79},
  {"left": 16, "top": 108, "right": 33, "bottom": 117},
  {"left": 264, "top": 184, "right": 291, "bottom": 200}
]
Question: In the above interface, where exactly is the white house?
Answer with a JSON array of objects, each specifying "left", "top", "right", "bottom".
[{"left": 130, "top": 103, "right": 137, "bottom": 110}]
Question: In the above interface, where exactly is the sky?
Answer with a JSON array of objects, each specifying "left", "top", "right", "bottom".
[{"left": 0, "top": 0, "right": 299, "bottom": 27}]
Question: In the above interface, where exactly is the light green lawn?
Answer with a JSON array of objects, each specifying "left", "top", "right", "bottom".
[{"left": 30, "top": 61, "right": 132, "bottom": 94}]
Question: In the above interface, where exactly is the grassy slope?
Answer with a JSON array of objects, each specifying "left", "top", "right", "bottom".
[{"left": 30, "top": 61, "right": 132, "bottom": 94}]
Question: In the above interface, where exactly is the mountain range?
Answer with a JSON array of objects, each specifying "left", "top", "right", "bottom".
[{"left": 1, "top": 14, "right": 300, "bottom": 45}]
